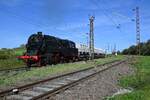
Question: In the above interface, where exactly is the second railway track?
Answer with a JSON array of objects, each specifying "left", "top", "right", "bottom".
[{"left": 0, "top": 59, "right": 127, "bottom": 100}]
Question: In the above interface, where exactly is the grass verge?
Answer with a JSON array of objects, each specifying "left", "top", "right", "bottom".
[
  {"left": 0, "top": 55, "right": 124, "bottom": 88},
  {"left": 0, "top": 58, "right": 25, "bottom": 70},
  {"left": 0, "top": 48, "right": 25, "bottom": 70},
  {"left": 109, "top": 56, "right": 150, "bottom": 100}
]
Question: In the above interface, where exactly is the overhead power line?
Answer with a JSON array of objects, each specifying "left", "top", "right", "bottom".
[
  {"left": 111, "top": 12, "right": 132, "bottom": 21},
  {"left": 90, "top": 0, "right": 120, "bottom": 27},
  {"left": 90, "top": 0, "right": 133, "bottom": 37}
]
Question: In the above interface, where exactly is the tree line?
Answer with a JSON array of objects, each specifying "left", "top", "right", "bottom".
[{"left": 122, "top": 39, "right": 150, "bottom": 55}]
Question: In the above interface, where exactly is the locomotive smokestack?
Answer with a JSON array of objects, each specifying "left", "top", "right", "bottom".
[{"left": 37, "top": 32, "right": 42, "bottom": 35}]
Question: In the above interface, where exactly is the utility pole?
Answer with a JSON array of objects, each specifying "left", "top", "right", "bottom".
[
  {"left": 86, "top": 33, "right": 89, "bottom": 47},
  {"left": 135, "top": 7, "right": 141, "bottom": 55},
  {"left": 111, "top": 45, "right": 113, "bottom": 54},
  {"left": 114, "top": 44, "right": 117, "bottom": 56},
  {"left": 114, "top": 44, "right": 116, "bottom": 53},
  {"left": 107, "top": 43, "right": 110, "bottom": 53},
  {"left": 89, "top": 16, "right": 95, "bottom": 60}
]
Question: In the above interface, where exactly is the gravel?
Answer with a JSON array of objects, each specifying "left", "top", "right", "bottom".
[{"left": 49, "top": 61, "right": 134, "bottom": 100}]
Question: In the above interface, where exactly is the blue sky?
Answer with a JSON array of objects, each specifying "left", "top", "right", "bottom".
[{"left": 0, "top": 0, "right": 150, "bottom": 51}]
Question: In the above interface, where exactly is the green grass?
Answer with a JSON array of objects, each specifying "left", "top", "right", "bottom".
[
  {"left": 0, "top": 55, "right": 124, "bottom": 87},
  {"left": 0, "top": 58, "right": 25, "bottom": 70},
  {"left": 109, "top": 56, "right": 150, "bottom": 100},
  {"left": 14, "top": 48, "right": 26, "bottom": 56},
  {"left": 0, "top": 48, "right": 26, "bottom": 70}
]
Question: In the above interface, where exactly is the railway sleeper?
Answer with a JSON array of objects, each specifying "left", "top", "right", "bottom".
[
  {"left": 6, "top": 94, "right": 33, "bottom": 100},
  {"left": 21, "top": 90, "right": 43, "bottom": 97},
  {"left": 41, "top": 85, "right": 61, "bottom": 88},
  {"left": 33, "top": 87, "right": 53, "bottom": 93}
]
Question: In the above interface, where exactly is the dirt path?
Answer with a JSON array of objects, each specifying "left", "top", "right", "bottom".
[{"left": 49, "top": 61, "right": 134, "bottom": 100}]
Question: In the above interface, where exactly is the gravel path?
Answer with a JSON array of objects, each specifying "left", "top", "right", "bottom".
[{"left": 49, "top": 61, "right": 134, "bottom": 100}]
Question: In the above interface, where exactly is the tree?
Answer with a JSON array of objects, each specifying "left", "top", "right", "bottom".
[{"left": 122, "top": 39, "right": 150, "bottom": 56}]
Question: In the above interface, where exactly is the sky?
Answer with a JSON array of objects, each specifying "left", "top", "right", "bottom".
[{"left": 0, "top": 0, "right": 150, "bottom": 52}]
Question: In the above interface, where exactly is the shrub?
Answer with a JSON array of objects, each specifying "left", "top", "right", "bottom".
[{"left": 0, "top": 49, "right": 15, "bottom": 59}]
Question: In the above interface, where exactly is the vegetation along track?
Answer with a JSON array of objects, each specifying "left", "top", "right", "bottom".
[
  {"left": 0, "top": 56, "right": 124, "bottom": 76},
  {"left": 0, "top": 59, "right": 128, "bottom": 100},
  {"left": 0, "top": 67, "right": 30, "bottom": 76}
]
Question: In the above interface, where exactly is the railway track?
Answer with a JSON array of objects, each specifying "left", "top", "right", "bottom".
[{"left": 0, "top": 59, "right": 127, "bottom": 100}]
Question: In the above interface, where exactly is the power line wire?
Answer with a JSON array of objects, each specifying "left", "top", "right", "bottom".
[
  {"left": 90, "top": 0, "right": 119, "bottom": 27},
  {"left": 90, "top": 0, "right": 132, "bottom": 35}
]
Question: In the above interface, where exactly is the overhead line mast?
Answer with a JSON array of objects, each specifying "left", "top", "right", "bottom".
[
  {"left": 135, "top": 7, "right": 141, "bottom": 55},
  {"left": 89, "top": 16, "right": 95, "bottom": 60}
]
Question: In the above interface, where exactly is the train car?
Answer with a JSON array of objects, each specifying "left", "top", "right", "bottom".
[
  {"left": 18, "top": 32, "right": 78, "bottom": 67},
  {"left": 76, "top": 44, "right": 105, "bottom": 60},
  {"left": 94, "top": 48, "right": 105, "bottom": 58},
  {"left": 76, "top": 44, "right": 89, "bottom": 60}
]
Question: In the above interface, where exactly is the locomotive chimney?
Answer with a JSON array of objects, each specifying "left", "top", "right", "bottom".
[{"left": 37, "top": 32, "right": 42, "bottom": 35}]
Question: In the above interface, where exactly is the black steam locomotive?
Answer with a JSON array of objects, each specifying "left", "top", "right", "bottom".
[{"left": 18, "top": 32, "right": 105, "bottom": 67}]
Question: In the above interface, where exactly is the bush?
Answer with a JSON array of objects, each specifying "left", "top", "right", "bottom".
[
  {"left": 122, "top": 39, "right": 150, "bottom": 56},
  {"left": 0, "top": 49, "right": 15, "bottom": 59},
  {"left": 0, "top": 58, "right": 25, "bottom": 69}
]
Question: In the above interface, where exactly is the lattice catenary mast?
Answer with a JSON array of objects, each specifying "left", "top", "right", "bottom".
[
  {"left": 135, "top": 7, "right": 141, "bottom": 55},
  {"left": 89, "top": 16, "right": 95, "bottom": 60}
]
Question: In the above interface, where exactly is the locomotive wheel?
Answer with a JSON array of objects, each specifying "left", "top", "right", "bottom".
[
  {"left": 37, "top": 61, "right": 42, "bottom": 67},
  {"left": 60, "top": 56, "right": 64, "bottom": 63},
  {"left": 42, "top": 61, "right": 47, "bottom": 66},
  {"left": 75, "top": 57, "right": 79, "bottom": 62},
  {"left": 54, "top": 53, "right": 60, "bottom": 64},
  {"left": 72, "top": 57, "right": 76, "bottom": 62},
  {"left": 41, "top": 59, "right": 47, "bottom": 66},
  {"left": 65, "top": 57, "right": 70, "bottom": 63},
  {"left": 26, "top": 60, "right": 31, "bottom": 68},
  {"left": 69, "top": 57, "right": 73, "bottom": 63},
  {"left": 27, "top": 63, "right": 31, "bottom": 68}
]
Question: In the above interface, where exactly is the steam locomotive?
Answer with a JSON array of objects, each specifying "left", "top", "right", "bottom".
[{"left": 18, "top": 32, "right": 105, "bottom": 67}]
